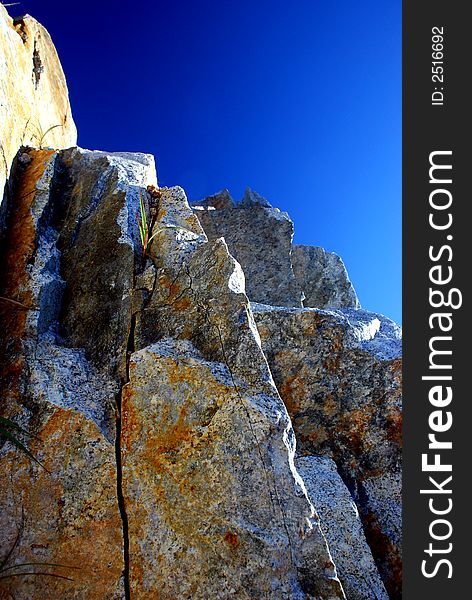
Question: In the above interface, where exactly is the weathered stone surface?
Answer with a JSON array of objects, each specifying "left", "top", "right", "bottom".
[
  {"left": 192, "top": 189, "right": 303, "bottom": 307},
  {"left": 252, "top": 304, "right": 402, "bottom": 598},
  {"left": 1, "top": 15, "right": 402, "bottom": 595},
  {"left": 1, "top": 152, "right": 346, "bottom": 599},
  {"left": 128, "top": 186, "right": 344, "bottom": 599},
  {"left": 0, "top": 150, "right": 124, "bottom": 599},
  {"left": 53, "top": 147, "right": 157, "bottom": 381},
  {"left": 0, "top": 6, "right": 76, "bottom": 209},
  {"left": 292, "top": 245, "right": 360, "bottom": 309},
  {"left": 297, "top": 456, "right": 388, "bottom": 600},
  {"left": 195, "top": 187, "right": 234, "bottom": 209},
  {"left": 0, "top": 409, "right": 124, "bottom": 600},
  {"left": 192, "top": 189, "right": 361, "bottom": 311},
  {"left": 122, "top": 340, "right": 341, "bottom": 599},
  {"left": 240, "top": 186, "right": 272, "bottom": 208}
]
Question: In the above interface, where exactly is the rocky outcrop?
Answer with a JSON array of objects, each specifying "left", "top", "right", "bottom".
[
  {"left": 0, "top": 149, "right": 344, "bottom": 599},
  {"left": 0, "top": 6, "right": 76, "bottom": 211},
  {"left": 192, "top": 189, "right": 360, "bottom": 311},
  {"left": 126, "top": 185, "right": 343, "bottom": 600},
  {"left": 252, "top": 304, "right": 402, "bottom": 598},
  {"left": 1, "top": 9, "right": 401, "bottom": 599},
  {"left": 0, "top": 150, "right": 125, "bottom": 599},
  {"left": 292, "top": 245, "right": 360, "bottom": 309},
  {"left": 192, "top": 188, "right": 303, "bottom": 307}
]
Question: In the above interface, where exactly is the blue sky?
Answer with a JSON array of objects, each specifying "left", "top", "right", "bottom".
[{"left": 19, "top": 0, "right": 401, "bottom": 322}]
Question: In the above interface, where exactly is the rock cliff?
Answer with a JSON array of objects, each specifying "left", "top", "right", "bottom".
[
  {"left": 0, "top": 9, "right": 401, "bottom": 600},
  {"left": 191, "top": 189, "right": 360, "bottom": 310},
  {"left": 0, "top": 6, "right": 77, "bottom": 214}
]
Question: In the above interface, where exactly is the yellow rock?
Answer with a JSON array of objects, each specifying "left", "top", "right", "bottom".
[{"left": 0, "top": 5, "right": 77, "bottom": 205}]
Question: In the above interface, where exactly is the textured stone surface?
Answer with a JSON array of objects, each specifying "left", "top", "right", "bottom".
[
  {"left": 0, "top": 409, "right": 125, "bottom": 600},
  {"left": 292, "top": 245, "right": 360, "bottom": 309},
  {"left": 192, "top": 190, "right": 361, "bottom": 311},
  {"left": 1, "top": 152, "right": 346, "bottom": 599},
  {"left": 122, "top": 340, "right": 342, "bottom": 600},
  {"left": 0, "top": 6, "right": 76, "bottom": 209},
  {"left": 128, "top": 186, "right": 344, "bottom": 599},
  {"left": 0, "top": 150, "right": 124, "bottom": 599},
  {"left": 252, "top": 304, "right": 402, "bottom": 598},
  {"left": 53, "top": 147, "right": 157, "bottom": 381},
  {"left": 1, "top": 16, "right": 402, "bottom": 596},
  {"left": 297, "top": 456, "right": 388, "bottom": 600},
  {"left": 192, "top": 189, "right": 302, "bottom": 307}
]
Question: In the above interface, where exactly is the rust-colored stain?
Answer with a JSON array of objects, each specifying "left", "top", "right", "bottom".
[
  {"left": 389, "top": 357, "right": 403, "bottom": 377},
  {"left": 278, "top": 373, "right": 302, "bottom": 416},
  {"left": 120, "top": 384, "right": 137, "bottom": 454},
  {"left": 173, "top": 296, "right": 191, "bottom": 311},
  {"left": 152, "top": 405, "right": 194, "bottom": 455},
  {"left": 303, "top": 426, "right": 329, "bottom": 448},
  {"left": 337, "top": 407, "right": 373, "bottom": 456},
  {"left": 322, "top": 392, "right": 338, "bottom": 418},
  {"left": 322, "top": 335, "right": 343, "bottom": 373},
  {"left": 0, "top": 149, "right": 54, "bottom": 408},
  {"left": 0, "top": 407, "right": 124, "bottom": 599},
  {"left": 223, "top": 531, "right": 239, "bottom": 549},
  {"left": 166, "top": 361, "right": 193, "bottom": 386},
  {"left": 159, "top": 274, "right": 181, "bottom": 297},
  {"left": 385, "top": 408, "right": 403, "bottom": 445}
]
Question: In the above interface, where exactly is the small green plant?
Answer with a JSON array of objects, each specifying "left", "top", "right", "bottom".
[
  {"left": 137, "top": 194, "right": 153, "bottom": 254},
  {"left": 0, "top": 416, "right": 49, "bottom": 472},
  {"left": 137, "top": 194, "right": 195, "bottom": 256},
  {"left": 0, "top": 511, "right": 78, "bottom": 583},
  {"left": 0, "top": 295, "right": 31, "bottom": 309},
  {"left": 19, "top": 116, "right": 66, "bottom": 150}
]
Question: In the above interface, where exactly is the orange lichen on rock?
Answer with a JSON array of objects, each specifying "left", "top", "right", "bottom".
[
  {"left": 278, "top": 373, "right": 303, "bottom": 415},
  {"left": 0, "top": 409, "right": 124, "bottom": 599},
  {"left": 224, "top": 531, "right": 240, "bottom": 549},
  {"left": 0, "top": 150, "right": 54, "bottom": 407}
]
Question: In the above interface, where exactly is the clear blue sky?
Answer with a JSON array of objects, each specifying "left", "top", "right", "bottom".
[{"left": 18, "top": 0, "right": 401, "bottom": 323}]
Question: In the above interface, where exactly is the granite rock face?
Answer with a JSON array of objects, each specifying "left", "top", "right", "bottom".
[
  {"left": 292, "top": 245, "right": 360, "bottom": 309},
  {"left": 0, "top": 6, "right": 76, "bottom": 210},
  {"left": 252, "top": 304, "right": 402, "bottom": 598},
  {"left": 296, "top": 456, "right": 388, "bottom": 600},
  {"left": 0, "top": 150, "right": 125, "bottom": 599},
  {"left": 1, "top": 11, "right": 402, "bottom": 599},
  {"left": 192, "top": 189, "right": 360, "bottom": 310},
  {"left": 123, "top": 339, "right": 341, "bottom": 600},
  {"left": 127, "top": 186, "right": 344, "bottom": 600},
  {"left": 1, "top": 151, "right": 344, "bottom": 599},
  {"left": 192, "top": 188, "right": 303, "bottom": 307}
]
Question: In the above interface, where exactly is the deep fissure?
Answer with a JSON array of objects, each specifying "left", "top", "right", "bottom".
[{"left": 115, "top": 313, "right": 136, "bottom": 600}]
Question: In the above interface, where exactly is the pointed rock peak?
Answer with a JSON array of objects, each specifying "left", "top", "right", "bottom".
[
  {"left": 193, "top": 188, "right": 234, "bottom": 210},
  {"left": 240, "top": 187, "right": 272, "bottom": 208}
]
